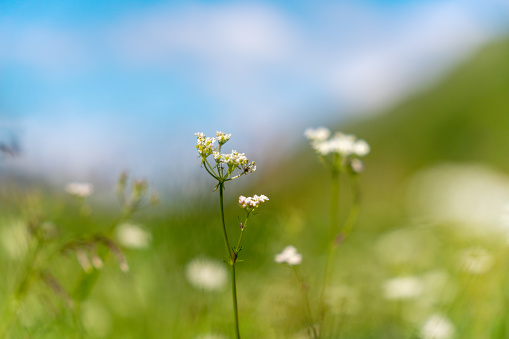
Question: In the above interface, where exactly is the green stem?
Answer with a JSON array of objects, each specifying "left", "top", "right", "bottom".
[
  {"left": 218, "top": 183, "right": 241, "bottom": 339},
  {"left": 319, "top": 169, "right": 340, "bottom": 324},
  {"left": 218, "top": 183, "right": 233, "bottom": 261},
  {"left": 232, "top": 263, "right": 241, "bottom": 339},
  {"left": 0, "top": 237, "right": 43, "bottom": 337},
  {"left": 293, "top": 266, "right": 318, "bottom": 339}
]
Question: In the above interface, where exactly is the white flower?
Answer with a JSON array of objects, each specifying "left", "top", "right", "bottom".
[
  {"left": 216, "top": 131, "right": 231, "bottom": 144},
  {"left": 186, "top": 257, "right": 228, "bottom": 291},
  {"left": 195, "top": 132, "right": 216, "bottom": 159},
  {"left": 352, "top": 139, "right": 370, "bottom": 156},
  {"left": 383, "top": 276, "right": 424, "bottom": 300},
  {"left": 275, "top": 245, "right": 302, "bottom": 265},
  {"left": 307, "top": 130, "right": 370, "bottom": 158},
  {"left": 238, "top": 194, "right": 269, "bottom": 212},
  {"left": 66, "top": 182, "right": 93, "bottom": 197},
  {"left": 420, "top": 314, "right": 455, "bottom": 339},
  {"left": 116, "top": 223, "right": 152, "bottom": 249},
  {"left": 304, "top": 127, "right": 330, "bottom": 141}
]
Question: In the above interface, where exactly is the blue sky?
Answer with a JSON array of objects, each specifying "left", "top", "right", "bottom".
[{"left": 1, "top": 0, "right": 508, "bottom": 186}]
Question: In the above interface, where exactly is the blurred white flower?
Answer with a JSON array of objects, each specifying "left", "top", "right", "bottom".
[
  {"left": 66, "top": 182, "right": 93, "bottom": 197},
  {"left": 305, "top": 128, "right": 369, "bottom": 158},
  {"left": 383, "top": 276, "right": 424, "bottom": 300},
  {"left": 407, "top": 164, "right": 509, "bottom": 233},
  {"left": 186, "top": 257, "right": 228, "bottom": 291},
  {"left": 275, "top": 245, "right": 302, "bottom": 265},
  {"left": 420, "top": 314, "right": 455, "bottom": 339},
  {"left": 116, "top": 223, "right": 152, "bottom": 249},
  {"left": 304, "top": 127, "right": 330, "bottom": 141},
  {"left": 458, "top": 247, "right": 493, "bottom": 274}
]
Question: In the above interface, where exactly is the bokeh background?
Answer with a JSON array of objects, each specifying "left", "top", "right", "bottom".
[{"left": 2, "top": 0, "right": 509, "bottom": 338}]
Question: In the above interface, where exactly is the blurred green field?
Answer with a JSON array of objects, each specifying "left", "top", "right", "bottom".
[{"left": 2, "top": 38, "right": 509, "bottom": 338}]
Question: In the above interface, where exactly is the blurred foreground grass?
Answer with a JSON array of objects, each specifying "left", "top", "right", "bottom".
[{"left": 1, "top": 38, "right": 509, "bottom": 338}]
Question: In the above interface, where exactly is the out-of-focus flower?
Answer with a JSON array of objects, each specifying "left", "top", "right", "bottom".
[
  {"left": 116, "top": 223, "right": 152, "bottom": 249},
  {"left": 305, "top": 128, "right": 370, "bottom": 162},
  {"left": 66, "top": 182, "right": 93, "bottom": 197},
  {"left": 459, "top": 247, "right": 493, "bottom": 274},
  {"left": 420, "top": 314, "right": 455, "bottom": 339},
  {"left": 275, "top": 245, "right": 302, "bottom": 266},
  {"left": 304, "top": 127, "right": 330, "bottom": 141},
  {"left": 238, "top": 194, "right": 269, "bottom": 213},
  {"left": 186, "top": 257, "right": 228, "bottom": 291},
  {"left": 383, "top": 276, "right": 424, "bottom": 300}
]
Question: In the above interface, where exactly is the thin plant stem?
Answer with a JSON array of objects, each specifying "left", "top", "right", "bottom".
[
  {"left": 231, "top": 263, "right": 241, "bottom": 339},
  {"left": 218, "top": 182, "right": 241, "bottom": 339},
  {"left": 293, "top": 266, "right": 319, "bottom": 339},
  {"left": 319, "top": 169, "right": 340, "bottom": 323},
  {"left": 218, "top": 183, "right": 233, "bottom": 261}
]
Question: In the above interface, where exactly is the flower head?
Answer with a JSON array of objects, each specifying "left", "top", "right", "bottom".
[
  {"left": 275, "top": 245, "right": 302, "bottom": 266},
  {"left": 66, "top": 182, "right": 93, "bottom": 198},
  {"left": 304, "top": 127, "right": 330, "bottom": 142},
  {"left": 238, "top": 194, "right": 269, "bottom": 213},
  {"left": 305, "top": 128, "right": 369, "bottom": 158},
  {"left": 186, "top": 257, "right": 228, "bottom": 292},
  {"left": 216, "top": 131, "right": 231, "bottom": 145},
  {"left": 195, "top": 132, "right": 217, "bottom": 159},
  {"left": 420, "top": 314, "right": 455, "bottom": 339}
]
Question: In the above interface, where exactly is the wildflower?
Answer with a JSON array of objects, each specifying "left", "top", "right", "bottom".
[
  {"left": 66, "top": 182, "right": 93, "bottom": 198},
  {"left": 186, "top": 257, "right": 228, "bottom": 291},
  {"left": 275, "top": 245, "right": 302, "bottom": 266},
  {"left": 216, "top": 131, "right": 231, "bottom": 145},
  {"left": 305, "top": 128, "right": 370, "bottom": 158},
  {"left": 238, "top": 194, "right": 269, "bottom": 213},
  {"left": 420, "top": 314, "right": 455, "bottom": 339},
  {"left": 383, "top": 276, "right": 423, "bottom": 300},
  {"left": 304, "top": 127, "right": 330, "bottom": 142},
  {"left": 195, "top": 132, "right": 216, "bottom": 159},
  {"left": 116, "top": 223, "right": 152, "bottom": 249}
]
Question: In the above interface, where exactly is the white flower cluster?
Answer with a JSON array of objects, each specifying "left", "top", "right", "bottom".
[
  {"left": 305, "top": 127, "right": 370, "bottom": 158},
  {"left": 213, "top": 150, "right": 249, "bottom": 167},
  {"left": 420, "top": 314, "right": 455, "bottom": 339},
  {"left": 274, "top": 245, "right": 302, "bottom": 266},
  {"left": 215, "top": 131, "right": 231, "bottom": 144},
  {"left": 238, "top": 194, "right": 269, "bottom": 212},
  {"left": 195, "top": 132, "right": 217, "bottom": 158},
  {"left": 66, "top": 182, "right": 93, "bottom": 198}
]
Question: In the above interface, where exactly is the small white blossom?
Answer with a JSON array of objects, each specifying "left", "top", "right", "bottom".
[
  {"left": 352, "top": 139, "right": 370, "bottom": 156},
  {"left": 238, "top": 194, "right": 269, "bottom": 212},
  {"left": 383, "top": 276, "right": 424, "bottom": 300},
  {"left": 304, "top": 127, "right": 330, "bottom": 141},
  {"left": 195, "top": 132, "right": 216, "bottom": 159},
  {"left": 186, "top": 257, "right": 228, "bottom": 291},
  {"left": 306, "top": 128, "right": 370, "bottom": 159},
  {"left": 350, "top": 158, "right": 364, "bottom": 173},
  {"left": 116, "top": 223, "right": 152, "bottom": 249},
  {"left": 215, "top": 131, "right": 231, "bottom": 145},
  {"left": 420, "top": 314, "right": 455, "bottom": 339},
  {"left": 275, "top": 245, "right": 302, "bottom": 266},
  {"left": 66, "top": 182, "right": 93, "bottom": 197}
]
